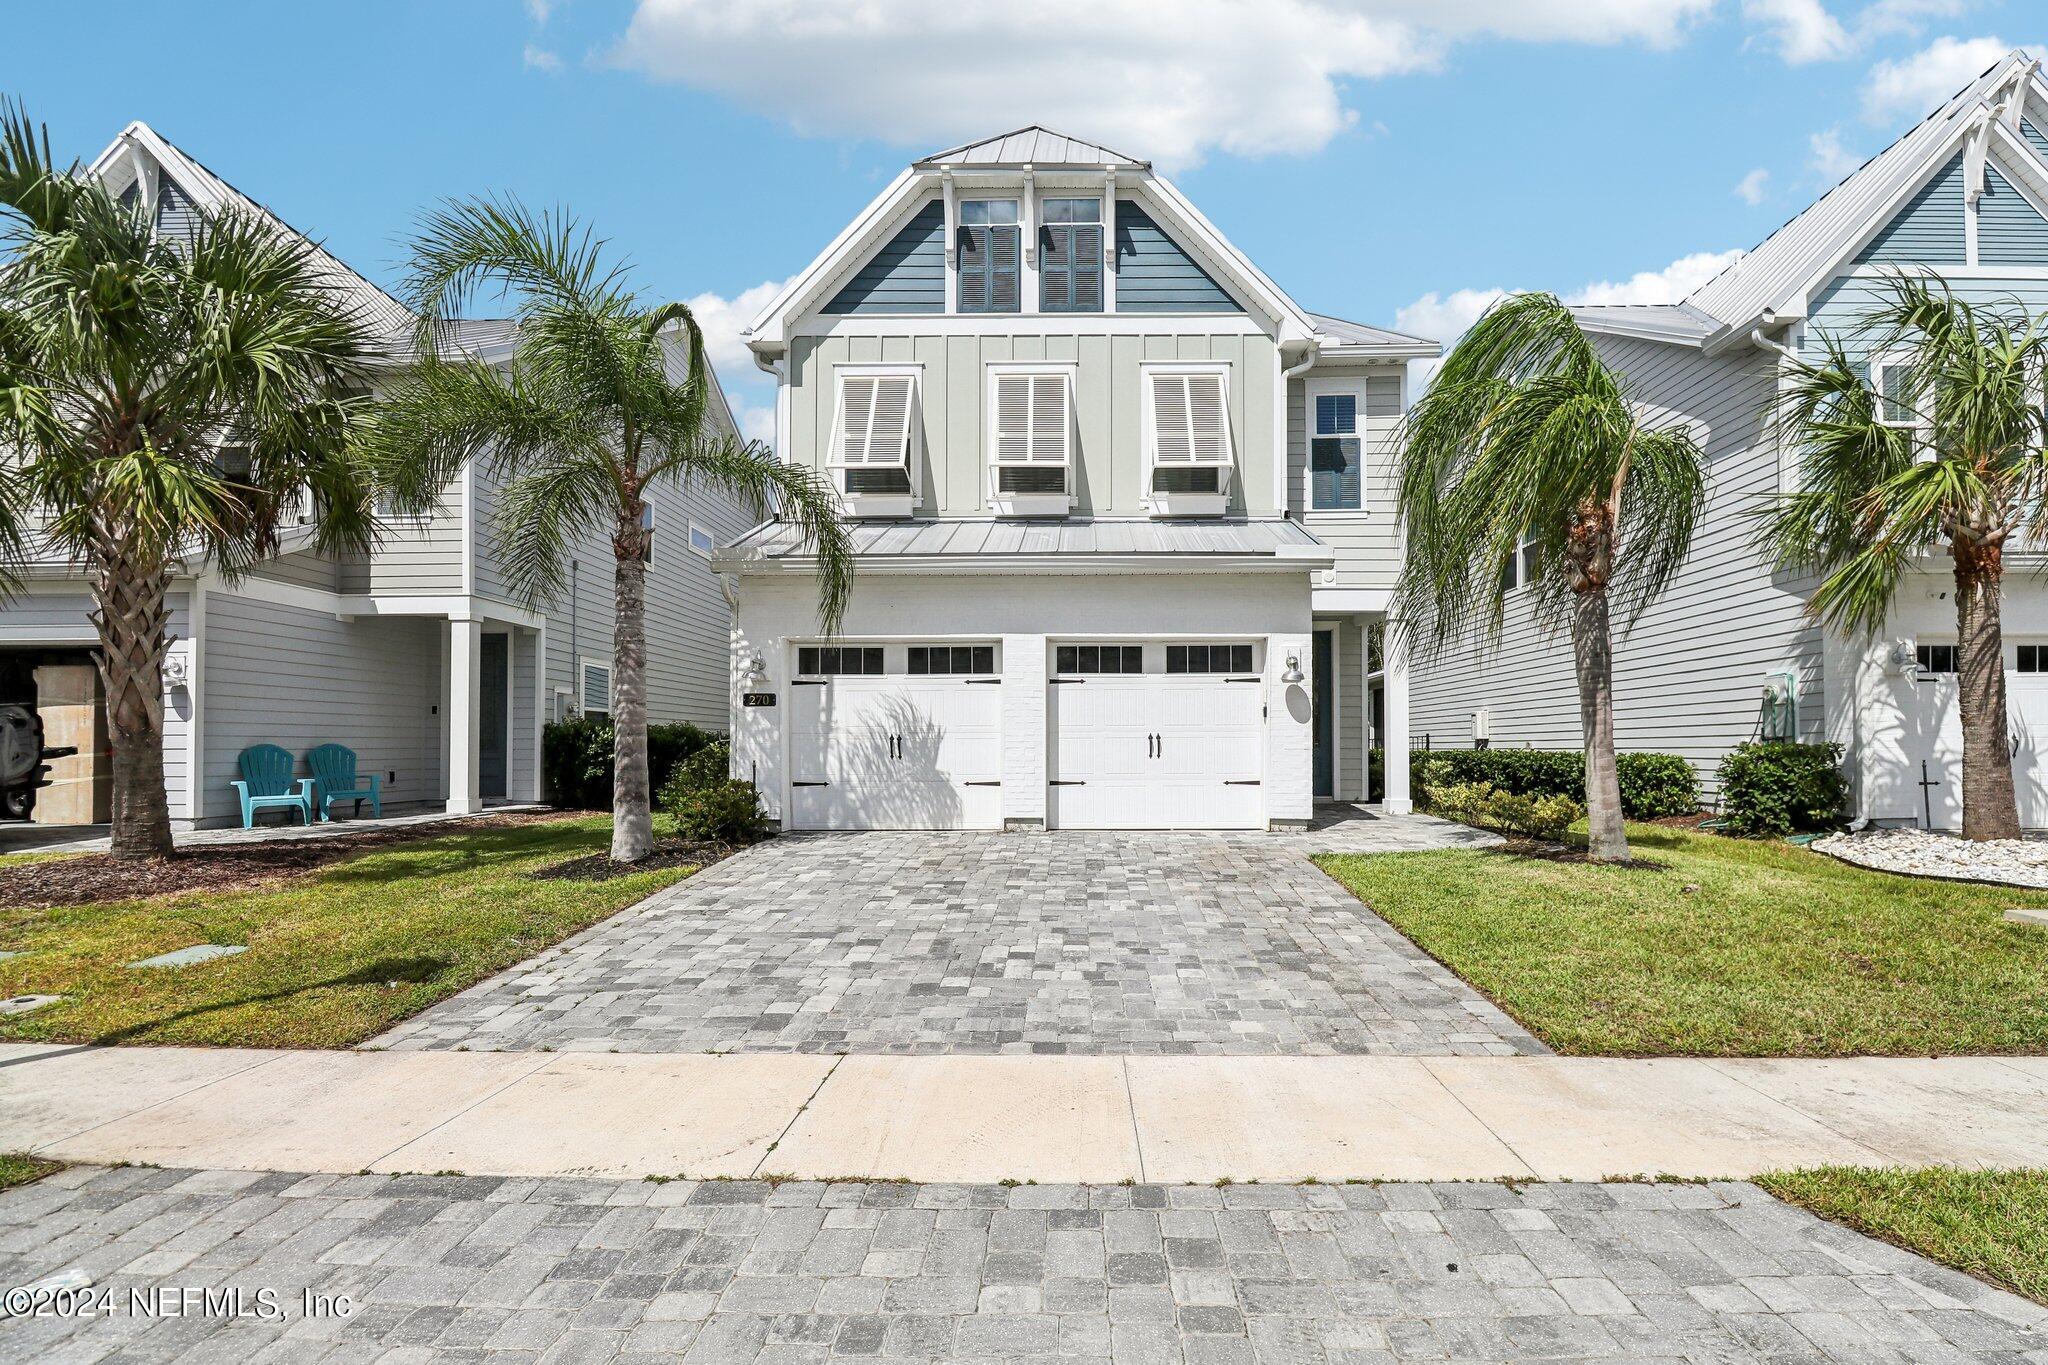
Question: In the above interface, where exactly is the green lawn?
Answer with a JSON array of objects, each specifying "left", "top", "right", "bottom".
[
  {"left": 0, "top": 1153, "right": 60, "bottom": 1191},
  {"left": 1760, "top": 1167, "right": 2048, "bottom": 1305},
  {"left": 0, "top": 816, "right": 698, "bottom": 1049},
  {"left": 1315, "top": 826, "right": 2048, "bottom": 1056}
]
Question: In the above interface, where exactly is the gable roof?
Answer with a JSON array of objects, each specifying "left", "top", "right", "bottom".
[
  {"left": 88, "top": 122, "right": 413, "bottom": 338},
  {"left": 915, "top": 126, "right": 1148, "bottom": 170},
  {"left": 1576, "top": 49, "right": 2048, "bottom": 350},
  {"left": 1308, "top": 312, "right": 1440, "bottom": 359}
]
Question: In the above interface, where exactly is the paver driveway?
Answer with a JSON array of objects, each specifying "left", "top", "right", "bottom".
[
  {"left": 7, "top": 1167, "right": 2042, "bottom": 1363},
  {"left": 374, "top": 813, "right": 1542, "bottom": 1057}
]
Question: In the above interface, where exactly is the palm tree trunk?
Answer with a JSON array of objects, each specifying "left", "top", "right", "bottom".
[
  {"left": 90, "top": 550, "right": 175, "bottom": 860},
  {"left": 610, "top": 518, "right": 654, "bottom": 863},
  {"left": 1571, "top": 583, "right": 1630, "bottom": 862},
  {"left": 1954, "top": 543, "right": 2020, "bottom": 840}
]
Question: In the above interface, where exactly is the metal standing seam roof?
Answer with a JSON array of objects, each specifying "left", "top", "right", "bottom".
[
  {"left": 1309, "top": 312, "right": 1441, "bottom": 354},
  {"left": 719, "top": 517, "right": 1331, "bottom": 563},
  {"left": 1682, "top": 49, "right": 2043, "bottom": 330},
  {"left": 915, "top": 126, "right": 1149, "bottom": 169}
]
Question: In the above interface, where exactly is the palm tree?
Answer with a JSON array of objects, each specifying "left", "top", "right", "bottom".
[
  {"left": 366, "top": 197, "right": 852, "bottom": 863},
  {"left": 1761, "top": 274, "right": 2048, "bottom": 841},
  {"left": 0, "top": 103, "right": 379, "bottom": 858},
  {"left": 1396, "top": 293, "right": 1707, "bottom": 862}
]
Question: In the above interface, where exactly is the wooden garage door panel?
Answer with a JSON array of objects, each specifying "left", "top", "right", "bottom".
[
  {"left": 1049, "top": 676, "right": 1263, "bottom": 830},
  {"left": 790, "top": 677, "right": 1001, "bottom": 830}
]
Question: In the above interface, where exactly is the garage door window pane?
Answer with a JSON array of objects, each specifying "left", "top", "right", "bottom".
[
  {"left": 2020, "top": 645, "right": 2043, "bottom": 673},
  {"left": 1056, "top": 644, "right": 1143, "bottom": 674},
  {"left": 799, "top": 646, "right": 883, "bottom": 676},
  {"left": 1167, "top": 643, "right": 1255, "bottom": 674},
  {"left": 908, "top": 644, "right": 997, "bottom": 675}
]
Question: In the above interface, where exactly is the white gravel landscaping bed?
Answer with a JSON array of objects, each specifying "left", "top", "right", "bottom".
[{"left": 1813, "top": 826, "right": 2048, "bottom": 888}]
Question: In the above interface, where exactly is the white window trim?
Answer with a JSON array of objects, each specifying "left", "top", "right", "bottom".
[
  {"left": 1035, "top": 193, "right": 1107, "bottom": 316},
  {"left": 1502, "top": 530, "right": 1542, "bottom": 593},
  {"left": 984, "top": 361, "right": 1077, "bottom": 516},
  {"left": 828, "top": 363, "right": 925, "bottom": 516},
  {"left": 687, "top": 521, "right": 715, "bottom": 557},
  {"left": 1302, "top": 375, "right": 1373, "bottom": 519},
  {"left": 1872, "top": 351, "right": 1934, "bottom": 451},
  {"left": 955, "top": 197, "right": 1023, "bottom": 317},
  {"left": 1140, "top": 361, "right": 1235, "bottom": 517},
  {"left": 578, "top": 657, "right": 612, "bottom": 716}
]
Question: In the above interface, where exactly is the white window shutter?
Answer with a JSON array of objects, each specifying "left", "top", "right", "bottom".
[
  {"left": 1027, "top": 374, "right": 1068, "bottom": 465},
  {"left": 1186, "top": 373, "right": 1229, "bottom": 465},
  {"left": 865, "top": 374, "right": 914, "bottom": 466},
  {"left": 994, "top": 373, "right": 1032, "bottom": 463},
  {"left": 839, "top": 375, "right": 876, "bottom": 464},
  {"left": 1151, "top": 372, "right": 1192, "bottom": 464}
]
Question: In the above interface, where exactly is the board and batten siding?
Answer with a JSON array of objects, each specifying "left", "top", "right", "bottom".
[
  {"left": 198, "top": 591, "right": 443, "bottom": 823},
  {"left": 786, "top": 331, "right": 1278, "bottom": 517},
  {"left": 1287, "top": 364, "right": 1405, "bottom": 588},
  {"left": 824, "top": 198, "right": 945, "bottom": 315},
  {"left": 1408, "top": 336, "right": 1821, "bottom": 798}
]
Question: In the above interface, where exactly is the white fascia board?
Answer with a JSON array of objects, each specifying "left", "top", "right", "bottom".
[
  {"left": 1574, "top": 313, "right": 1712, "bottom": 349},
  {"left": 724, "top": 552, "right": 1331, "bottom": 577},
  {"left": 745, "top": 169, "right": 919, "bottom": 345},
  {"left": 1136, "top": 175, "right": 1317, "bottom": 342},
  {"left": 794, "top": 313, "right": 1271, "bottom": 338},
  {"left": 1313, "top": 339, "right": 1443, "bottom": 361}
]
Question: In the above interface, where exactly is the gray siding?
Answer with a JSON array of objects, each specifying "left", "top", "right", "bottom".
[
  {"left": 250, "top": 548, "right": 341, "bottom": 592},
  {"left": 786, "top": 330, "right": 1278, "bottom": 517},
  {"left": 1287, "top": 364, "right": 1405, "bottom": 588},
  {"left": 1979, "top": 165, "right": 2048, "bottom": 264},
  {"left": 824, "top": 199, "right": 945, "bottom": 315},
  {"left": 199, "top": 592, "right": 443, "bottom": 823},
  {"left": 2025, "top": 119, "right": 2048, "bottom": 161},
  {"left": 1409, "top": 338, "right": 1822, "bottom": 798},
  {"left": 1855, "top": 153, "right": 1965, "bottom": 264},
  {"left": 342, "top": 494, "right": 466, "bottom": 595},
  {"left": 1113, "top": 202, "right": 1242, "bottom": 313},
  {"left": 1807, "top": 274, "right": 2048, "bottom": 354}
]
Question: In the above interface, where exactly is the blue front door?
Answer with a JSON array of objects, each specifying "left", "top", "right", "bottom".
[{"left": 1313, "top": 631, "right": 1334, "bottom": 800}]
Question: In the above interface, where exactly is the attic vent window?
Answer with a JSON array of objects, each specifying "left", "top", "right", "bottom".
[
  {"left": 580, "top": 659, "right": 613, "bottom": 715},
  {"left": 957, "top": 199, "right": 1020, "bottom": 314}
]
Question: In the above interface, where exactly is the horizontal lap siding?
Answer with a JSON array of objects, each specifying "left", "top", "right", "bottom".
[
  {"left": 1409, "top": 338, "right": 1820, "bottom": 798},
  {"left": 788, "top": 331, "right": 1276, "bottom": 518},
  {"left": 1288, "top": 364, "right": 1405, "bottom": 588},
  {"left": 1113, "top": 202, "right": 1242, "bottom": 313},
  {"left": 344, "top": 494, "right": 466, "bottom": 594},
  {"left": 824, "top": 199, "right": 945, "bottom": 315},
  {"left": 1855, "top": 153, "right": 1965, "bottom": 264},
  {"left": 199, "top": 592, "right": 442, "bottom": 823},
  {"left": 1976, "top": 165, "right": 2048, "bottom": 265},
  {"left": 250, "top": 548, "right": 340, "bottom": 592}
]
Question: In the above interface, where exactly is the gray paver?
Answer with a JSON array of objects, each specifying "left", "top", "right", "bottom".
[
  {"left": 373, "top": 811, "right": 1539, "bottom": 1056},
  {"left": 4, "top": 1169, "right": 2042, "bottom": 1362}
]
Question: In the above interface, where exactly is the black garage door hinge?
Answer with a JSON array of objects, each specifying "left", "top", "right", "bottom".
[
  {"left": 1048, "top": 678, "right": 1085, "bottom": 684},
  {"left": 1223, "top": 780, "right": 1262, "bottom": 786},
  {"left": 791, "top": 780, "right": 829, "bottom": 787},
  {"left": 964, "top": 780, "right": 1001, "bottom": 787},
  {"left": 1049, "top": 779, "right": 1085, "bottom": 786},
  {"left": 1226, "top": 676, "right": 1261, "bottom": 683},
  {"left": 792, "top": 679, "right": 827, "bottom": 687},
  {"left": 964, "top": 678, "right": 1002, "bottom": 685}
]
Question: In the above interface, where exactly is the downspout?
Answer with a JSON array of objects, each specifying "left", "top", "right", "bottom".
[{"left": 1279, "top": 345, "right": 1320, "bottom": 519}]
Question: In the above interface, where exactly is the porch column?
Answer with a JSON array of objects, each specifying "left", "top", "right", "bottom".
[
  {"left": 448, "top": 617, "right": 484, "bottom": 814},
  {"left": 1359, "top": 620, "right": 1374, "bottom": 802},
  {"left": 1382, "top": 618, "right": 1413, "bottom": 814}
]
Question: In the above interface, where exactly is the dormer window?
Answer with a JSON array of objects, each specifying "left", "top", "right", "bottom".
[
  {"left": 987, "top": 366, "right": 1074, "bottom": 517},
  {"left": 957, "top": 199, "right": 1020, "bottom": 314},
  {"left": 831, "top": 367, "right": 921, "bottom": 518},
  {"left": 1039, "top": 198, "right": 1103, "bottom": 313},
  {"left": 1142, "top": 365, "right": 1233, "bottom": 517}
]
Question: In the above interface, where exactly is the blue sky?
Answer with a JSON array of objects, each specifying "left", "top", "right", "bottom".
[{"left": 5, "top": 1, "right": 2038, "bottom": 435}]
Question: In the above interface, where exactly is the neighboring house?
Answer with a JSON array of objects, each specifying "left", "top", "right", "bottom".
[
  {"left": 0, "top": 122, "right": 752, "bottom": 828},
  {"left": 1410, "top": 51, "right": 2048, "bottom": 829},
  {"left": 716, "top": 127, "right": 1436, "bottom": 831}
]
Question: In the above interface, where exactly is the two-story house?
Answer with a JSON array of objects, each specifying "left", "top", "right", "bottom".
[
  {"left": 1410, "top": 51, "right": 2048, "bottom": 830},
  {"left": 717, "top": 128, "right": 1436, "bottom": 831},
  {"left": 1, "top": 122, "right": 752, "bottom": 829}
]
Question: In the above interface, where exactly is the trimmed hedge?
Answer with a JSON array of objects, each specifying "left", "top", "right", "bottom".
[
  {"left": 541, "top": 715, "right": 721, "bottom": 810},
  {"left": 1389, "top": 746, "right": 1700, "bottom": 820},
  {"left": 1716, "top": 740, "right": 1848, "bottom": 838}
]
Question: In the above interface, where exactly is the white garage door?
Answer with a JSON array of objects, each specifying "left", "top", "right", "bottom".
[
  {"left": 787, "top": 652, "right": 1002, "bottom": 830},
  {"left": 1048, "top": 644, "right": 1264, "bottom": 830},
  {"left": 1890, "top": 643, "right": 2048, "bottom": 829}
]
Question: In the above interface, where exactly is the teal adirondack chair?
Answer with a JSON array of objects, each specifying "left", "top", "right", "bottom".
[
  {"left": 232, "top": 744, "right": 315, "bottom": 829},
  {"left": 306, "top": 744, "right": 383, "bottom": 822}
]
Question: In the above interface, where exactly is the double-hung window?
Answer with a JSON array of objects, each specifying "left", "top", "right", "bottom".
[
  {"left": 987, "top": 366, "right": 1074, "bottom": 514},
  {"left": 1310, "top": 392, "right": 1362, "bottom": 512},
  {"left": 1039, "top": 198, "right": 1103, "bottom": 313},
  {"left": 831, "top": 368, "right": 921, "bottom": 515},
  {"left": 1873, "top": 354, "right": 1934, "bottom": 461},
  {"left": 957, "top": 199, "right": 1020, "bottom": 314},
  {"left": 1500, "top": 531, "right": 1542, "bottom": 592},
  {"left": 1143, "top": 365, "right": 1233, "bottom": 514}
]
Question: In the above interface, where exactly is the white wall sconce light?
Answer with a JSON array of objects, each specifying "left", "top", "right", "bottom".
[{"left": 1281, "top": 653, "right": 1304, "bottom": 684}]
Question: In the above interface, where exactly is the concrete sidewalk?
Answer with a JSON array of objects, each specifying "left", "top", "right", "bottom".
[{"left": 3, "top": 1044, "right": 2042, "bottom": 1183}]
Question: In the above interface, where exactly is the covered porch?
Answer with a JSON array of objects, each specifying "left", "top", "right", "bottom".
[{"left": 1310, "top": 590, "right": 1411, "bottom": 814}]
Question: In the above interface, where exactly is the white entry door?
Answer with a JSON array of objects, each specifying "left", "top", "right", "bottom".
[
  {"left": 787, "top": 674, "right": 1003, "bottom": 830},
  {"left": 1048, "top": 675, "right": 1264, "bottom": 829}
]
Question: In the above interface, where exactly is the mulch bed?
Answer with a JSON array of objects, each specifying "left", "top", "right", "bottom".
[
  {"left": 0, "top": 812, "right": 566, "bottom": 912},
  {"left": 530, "top": 837, "right": 754, "bottom": 883}
]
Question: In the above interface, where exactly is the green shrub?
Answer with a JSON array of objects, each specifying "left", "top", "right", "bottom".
[
  {"left": 1717, "top": 741, "right": 1847, "bottom": 838},
  {"left": 655, "top": 736, "right": 732, "bottom": 813},
  {"left": 1418, "top": 763, "right": 1583, "bottom": 840},
  {"left": 541, "top": 715, "right": 720, "bottom": 809},
  {"left": 668, "top": 778, "right": 769, "bottom": 843},
  {"left": 1406, "top": 747, "right": 1698, "bottom": 820}
]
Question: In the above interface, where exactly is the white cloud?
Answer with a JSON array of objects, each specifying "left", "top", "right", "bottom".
[
  {"left": 609, "top": 0, "right": 1714, "bottom": 169},
  {"left": 522, "top": 43, "right": 563, "bottom": 72},
  {"left": 684, "top": 279, "right": 790, "bottom": 448},
  {"left": 1808, "top": 126, "right": 1864, "bottom": 181},
  {"left": 1861, "top": 34, "right": 2015, "bottom": 123},
  {"left": 1395, "top": 249, "right": 1744, "bottom": 382},
  {"left": 1743, "top": 0, "right": 1853, "bottom": 63},
  {"left": 1734, "top": 167, "right": 1772, "bottom": 204},
  {"left": 1857, "top": 0, "right": 1966, "bottom": 41}
]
